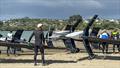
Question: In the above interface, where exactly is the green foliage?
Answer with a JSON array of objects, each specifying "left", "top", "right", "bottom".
[
  {"left": 0, "top": 16, "right": 120, "bottom": 31},
  {"left": 68, "top": 15, "right": 82, "bottom": 24}
]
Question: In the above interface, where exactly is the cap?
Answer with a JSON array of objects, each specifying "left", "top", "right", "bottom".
[{"left": 37, "top": 23, "right": 43, "bottom": 28}]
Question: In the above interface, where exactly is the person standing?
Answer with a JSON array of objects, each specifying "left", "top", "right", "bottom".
[
  {"left": 45, "top": 27, "right": 54, "bottom": 48},
  {"left": 111, "top": 29, "right": 120, "bottom": 54},
  {"left": 28, "top": 23, "right": 45, "bottom": 66},
  {"left": 6, "top": 31, "right": 14, "bottom": 56},
  {"left": 99, "top": 30, "right": 110, "bottom": 54}
]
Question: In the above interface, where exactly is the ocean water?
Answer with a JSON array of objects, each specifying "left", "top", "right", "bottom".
[{"left": 0, "top": 31, "right": 48, "bottom": 41}]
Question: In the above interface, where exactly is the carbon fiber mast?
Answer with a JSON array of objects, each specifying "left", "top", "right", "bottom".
[
  {"left": 63, "top": 15, "right": 82, "bottom": 53},
  {"left": 82, "top": 15, "right": 98, "bottom": 59},
  {"left": 12, "top": 30, "right": 24, "bottom": 42}
]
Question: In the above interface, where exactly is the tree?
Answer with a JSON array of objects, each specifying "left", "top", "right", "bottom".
[
  {"left": 0, "top": 21, "right": 3, "bottom": 27},
  {"left": 68, "top": 15, "right": 82, "bottom": 25}
]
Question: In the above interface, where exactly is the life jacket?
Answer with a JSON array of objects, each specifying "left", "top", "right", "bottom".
[
  {"left": 99, "top": 33, "right": 109, "bottom": 39},
  {"left": 111, "top": 31, "right": 119, "bottom": 40},
  {"left": 112, "top": 31, "right": 119, "bottom": 36}
]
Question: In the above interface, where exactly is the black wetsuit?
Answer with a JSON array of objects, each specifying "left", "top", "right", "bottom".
[{"left": 29, "top": 30, "right": 45, "bottom": 65}]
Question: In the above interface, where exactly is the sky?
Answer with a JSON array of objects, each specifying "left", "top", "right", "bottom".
[{"left": 0, "top": 0, "right": 120, "bottom": 20}]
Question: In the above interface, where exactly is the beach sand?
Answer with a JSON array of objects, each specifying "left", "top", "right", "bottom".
[{"left": 0, "top": 41, "right": 120, "bottom": 68}]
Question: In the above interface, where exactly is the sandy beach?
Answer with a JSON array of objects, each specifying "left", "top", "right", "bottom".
[{"left": 0, "top": 41, "right": 120, "bottom": 68}]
